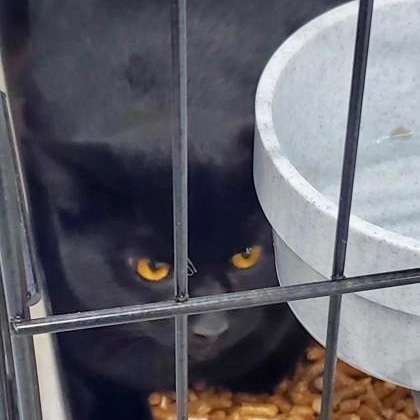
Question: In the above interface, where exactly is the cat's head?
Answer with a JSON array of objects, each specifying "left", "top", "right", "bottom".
[{"left": 27, "top": 135, "right": 284, "bottom": 367}]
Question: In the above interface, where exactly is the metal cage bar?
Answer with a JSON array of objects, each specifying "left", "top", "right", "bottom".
[
  {"left": 0, "top": 94, "right": 42, "bottom": 420},
  {"left": 11, "top": 268, "right": 420, "bottom": 336},
  {"left": 320, "top": 1, "right": 374, "bottom": 419},
  {"left": 171, "top": 0, "right": 190, "bottom": 418}
]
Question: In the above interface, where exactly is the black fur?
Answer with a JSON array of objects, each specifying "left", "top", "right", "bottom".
[{"left": 4, "top": 1, "right": 347, "bottom": 418}]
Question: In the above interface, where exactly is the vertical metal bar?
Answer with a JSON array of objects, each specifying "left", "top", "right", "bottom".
[
  {"left": 171, "top": 0, "right": 189, "bottom": 419},
  {"left": 2, "top": 98, "right": 41, "bottom": 307},
  {"left": 0, "top": 45, "right": 41, "bottom": 306},
  {"left": 175, "top": 315, "right": 189, "bottom": 420},
  {"left": 0, "top": 271, "right": 15, "bottom": 420},
  {"left": 320, "top": 1, "right": 374, "bottom": 419},
  {"left": 0, "top": 92, "right": 42, "bottom": 420}
]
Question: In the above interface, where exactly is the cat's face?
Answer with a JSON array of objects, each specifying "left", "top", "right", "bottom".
[
  {"left": 19, "top": 0, "right": 338, "bottom": 391},
  {"left": 31, "top": 139, "right": 280, "bottom": 369}
]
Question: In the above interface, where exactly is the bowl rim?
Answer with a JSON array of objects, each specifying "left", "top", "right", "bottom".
[{"left": 255, "top": 0, "right": 420, "bottom": 259}]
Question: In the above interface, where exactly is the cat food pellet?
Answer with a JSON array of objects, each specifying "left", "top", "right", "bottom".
[
  {"left": 362, "top": 385, "right": 382, "bottom": 415},
  {"left": 338, "top": 414, "right": 360, "bottom": 420},
  {"left": 149, "top": 393, "right": 163, "bottom": 406},
  {"left": 373, "top": 382, "right": 397, "bottom": 400},
  {"left": 311, "top": 396, "right": 322, "bottom": 414},
  {"left": 207, "top": 396, "right": 232, "bottom": 410},
  {"left": 334, "top": 384, "right": 366, "bottom": 408},
  {"left": 336, "top": 372, "right": 356, "bottom": 388},
  {"left": 151, "top": 405, "right": 176, "bottom": 420},
  {"left": 289, "top": 405, "right": 314, "bottom": 419},
  {"left": 357, "top": 403, "right": 381, "bottom": 420},
  {"left": 395, "top": 414, "right": 411, "bottom": 420},
  {"left": 306, "top": 347, "right": 324, "bottom": 362},
  {"left": 269, "top": 395, "right": 292, "bottom": 413},
  {"left": 337, "top": 361, "right": 368, "bottom": 379},
  {"left": 189, "top": 391, "right": 199, "bottom": 402},
  {"left": 237, "top": 403, "right": 279, "bottom": 417},
  {"left": 383, "top": 388, "right": 410, "bottom": 408},
  {"left": 235, "top": 394, "right": 264, "bottom": 404},
  {"left": 405, "top": 401, "right": 417, "bottom": 418},
  {"left": 395, "top": 400, "right": 407, "bottom": 412},
  {"left": 340, "top": 398, "right": 361, "bottom": 414},
  {"left": 160, "top": 395, "right": 173, "bottom": 409},
  {"left": 210, "top": 410, "right": 227, "bottom": 420},
  {"left": 290, "top": 384, "right": 317, "bottom": 406},
  {"left": 382, "top": 408, "right": 394, "bottom": 420},
  {"left": 312, "top": 376, "right": 324, "bottom": 393},
  {"left": 149, "top": 344, "right": 419, "bottom": 420},
  {"left": 189, "top": 401, "right": 212, "bottom": 415}
]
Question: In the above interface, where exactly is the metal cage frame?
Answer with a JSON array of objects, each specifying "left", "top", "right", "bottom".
[{"left": 0, "top": 0, "right": 419, "bottom": 419}]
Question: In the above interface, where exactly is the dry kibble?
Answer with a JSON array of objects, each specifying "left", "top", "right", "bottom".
[
  {"left": 394, "top": 400, "right": 407, "bottom": 412},
  {"left": 234, "top": 393, "right": 262, "bottom": 404},
  {"left": 312, "top": 376, "right": 324, "bottom": 393},
  {"left": 404, "top": 400, "right": 417, "bottom": 418},
  {"left": 395, "top": 414, "right": 410, "bottom": 420},
  {"left": 357, "top": 403, "right": 382, "bottom": 420},
  {"left": 151, "top": 405, "right": 176, "bottom": 420},
  {"left": 240, "top": 417, "right": 285, "bottom": 420},
  {"left": 338, "top": 415, "right": 361, "bottom": 420},
  {"left": 306, "top": 346, "right": 325, "bottom": 361},
  {"left": 205, "top": 396, "right": 232, "bottom": 410},
  {"left": 313, "top": 370, "right": 354, "bottom": 390},
  {"left": 227, "top": 412, "right": 240, "bottom": 420},
  {"left": 160, "top": 395, "right": 173, "bottom": 409},
  {"left": 188, "top": 401, "right": 212, "bottom": 415},
  {"left": 268, "top": 395, "right": 292, "bottom": 413},
  {"left": 383, "top": 388, "right": 410, "bottom": 409},
  {"left": 373, "top": 382, "right": 397, "bottom": 400},
  {"left": 237, "top": 403, "right": 279, "bottom": 417},
  {"left": 334, "top": 383, "right": 366, "bottom": 408},
  {"left": 289, "top": 404, "right": 314, "bottom": 419},
  {"left": 381, "top": 408, "right": 394, "bottom": 420},
  {"left": 312, "top": 396, "right": 322, "bottom": 414},
  {"left": 340, "top": 398, "right": 361, "bottom": 413},
  {"left": 305, "top": 361, "right": 325, "bottom": 382},
  {"left": 290, "top": 382, "right": 318, "bottom": 406},
  {"left": 149, "top": 344, "right": 419, "bottom": 420},
  {"left": 337, "top": 360, "right": 367, "bottom": 379},
  {"left": 336, "top": 371, "right": 356, "bottom": 388},
  {"left": 363, "top": 382, "right": 383, "bottom": 415},
  {"left": 149, "top": 393, "right": 163, "bottom": 406},
  {"left": 382, "top": 388, "right": 409, "bottom": 408},
  {"left": 189, "top": 391, "right": 199, "bottom": 402},
  {"left": 209, "top": 410, "right": 226, "bottom": 420},
  {"left": 275, "top": 380, "right": 290, "bottom": 395}
]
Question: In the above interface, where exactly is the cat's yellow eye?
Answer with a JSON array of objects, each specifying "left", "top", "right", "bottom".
[
  {"left": 136, "top": 258, "right": 170, "bottom": 282},
  {"left": 231, "top": 246, "right": 262, "bottom": 270}
]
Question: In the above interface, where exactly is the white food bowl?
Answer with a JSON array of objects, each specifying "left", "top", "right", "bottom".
[{"left": 254, "top": 0, "right": 420, "bottom": 391}]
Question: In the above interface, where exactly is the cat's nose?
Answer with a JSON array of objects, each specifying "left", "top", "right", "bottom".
[{"left": 191, "top": 313, "right": 229, "bottom": 342}]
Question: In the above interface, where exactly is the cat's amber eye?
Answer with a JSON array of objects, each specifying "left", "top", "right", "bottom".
[
  {"left": 136, "top": 258, "right": 170, "bottom": 282},
  {"left": 231, "top": 246, "right": 262, "bottom": 270}
]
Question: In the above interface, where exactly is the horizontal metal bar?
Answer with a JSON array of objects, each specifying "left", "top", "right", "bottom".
[{"left": 11, "top": 267, "right": 420, "bottom": 336}]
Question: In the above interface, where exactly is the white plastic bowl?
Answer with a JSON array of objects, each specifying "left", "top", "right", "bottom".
[{"left": 254, "top": 0, "right": 420, "bottom": 390}]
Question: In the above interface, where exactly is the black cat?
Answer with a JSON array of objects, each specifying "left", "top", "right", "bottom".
[{"left": 3, "top": 0, "right": 345, "bottom": 418}]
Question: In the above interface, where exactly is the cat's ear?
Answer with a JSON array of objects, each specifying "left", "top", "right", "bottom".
[{"left": 24, "top": 139, "right": 121, "bottom": 217}]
